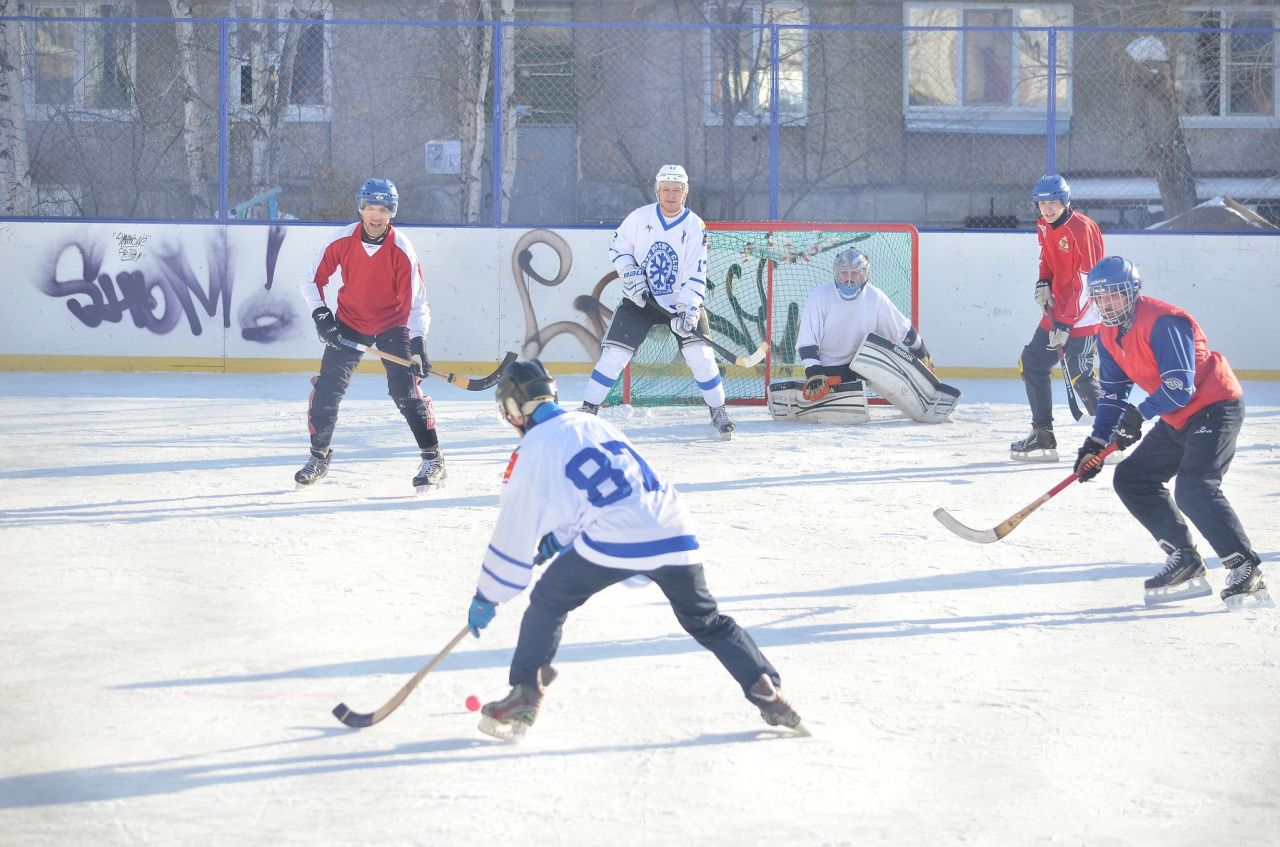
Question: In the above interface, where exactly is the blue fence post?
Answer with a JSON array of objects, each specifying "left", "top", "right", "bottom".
[
  {"left": 491, "top": 21, "right": 506, "bottom": 226},
  {"left": 218, "top": 18, "right": 230, "bottom": 222},
  {"left": 768, "top": 23, "right": 781, "bottom": 221},
  {"left": 1046, "top": 27, "right": 1057, "bottom": 174}
]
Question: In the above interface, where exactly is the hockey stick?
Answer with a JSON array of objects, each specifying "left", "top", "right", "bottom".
[
  {"left": 933, "top": 442, "right": 1119, "bottom": 543},
  {"left": 336, "top": 337, "right": 517, "bottom": 391},
  {"left": 331, "top": 625, "right": 471, "bottom": 728},
  {"left": 1058, "top": 348, "right": 1084, "bottom": 422},
  {"left": 689, "top": 327, "right": 770, "bottom": 368}
]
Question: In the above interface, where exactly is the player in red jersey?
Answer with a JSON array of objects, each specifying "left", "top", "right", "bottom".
[
  {"left": 294, "top": 178, "right": 445, "bottom": 493},
  {"left": 1011, "top": 174, "right": 1104, "bottom": 462},
  {"left": 1073, "top": 257, "right": 1268, "bottom": 609}
]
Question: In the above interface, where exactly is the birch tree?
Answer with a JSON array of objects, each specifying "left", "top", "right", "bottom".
[
  {"left": 169, "top": 0, "right": 216, "bottom": 218},
  {"left": 0, "top": 3, "right": 31, "bottom": 214}
]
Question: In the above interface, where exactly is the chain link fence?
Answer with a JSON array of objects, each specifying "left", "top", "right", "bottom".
[{"left": 1, "top": 7, "right": 1277, "bottom": 231}]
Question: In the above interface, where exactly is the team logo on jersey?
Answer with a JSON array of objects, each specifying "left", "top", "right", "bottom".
[
  {"left": 1193, "top": 425, "right": 1214, "bottom": 435},
  {"left": 502, "top": 449, "right": 520, "bottom": 483},
  {"left": 1163, "top": 377, "right": 1185, "bottom": 391},
  {"left": 645, "top": 242, "right": 679, "bottom": 296},
  {"left": 1058, "top": 236, "right": 1070, "bottom": 251}
]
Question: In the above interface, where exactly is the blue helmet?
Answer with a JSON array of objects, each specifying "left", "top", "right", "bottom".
[
  {"left": 832, "top": 248, "right": 871, "bottom": 300},
  {"left": 1033, "top": 174, "right": 1071, "bottom": 207},
  {"left": 1086, "top": 256, "right": 1142, "bottom": 327},
  {"left": 357, "top": 178, "right": 398, "bottom": 217}
]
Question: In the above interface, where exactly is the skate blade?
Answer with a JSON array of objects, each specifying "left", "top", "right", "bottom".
[
  {"left": 1144, "top": 576, "right": 1213, "bottom": 606},
  {"left": 414, "top": 481, "right": 446, "bottom": 495},
  {"left": 789, "top": 721, "right": 811, "bottom": 737},
  {"left": 477, "top": 714, "right": 528, "bottom": 742},
  {"left": 711, "top": 427, "right": 734, "bottom": 441},
  {"left": 1224, "top": 587, "right": 1275, "bottom": 611},
  {"left": 1009, "top": 449, "right": 1058, "bottom": 462},
  {"left": 294, "top": 479, "right": 324, "bottom": 491}
]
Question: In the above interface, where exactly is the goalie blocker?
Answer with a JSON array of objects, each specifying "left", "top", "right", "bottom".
[
  {"left": 768, "top": 380, "right": 870, "bottom": 424},
  {"left": 851, "top": 332, "right": 961, "bottom": 423}
]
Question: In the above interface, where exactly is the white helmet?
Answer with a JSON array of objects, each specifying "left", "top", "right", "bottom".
[{"left": 654, "top": 164, "right": 689, "bottom": 197}]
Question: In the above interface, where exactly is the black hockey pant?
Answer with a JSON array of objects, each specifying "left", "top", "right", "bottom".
[
  {"left": 1111, "top": 398, "right": 1257, "bottom": 561},
  {"left": 306, "top": 323, "right": 437, "bottom": 453},
  {"left": 508, "top": 548, "right": 779, "bottom": 700},
  {"left": 1019, "top": 327, "right": 1100, "bottom": 429}
]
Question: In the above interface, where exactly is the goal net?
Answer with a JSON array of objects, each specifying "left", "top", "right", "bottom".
[{"left": 605, "top": 222, "right": 919, "bottom": 407}]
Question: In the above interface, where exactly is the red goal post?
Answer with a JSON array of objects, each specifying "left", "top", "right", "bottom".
[{"left": 607, "top": 222, "right": 920, "bottom": 407}]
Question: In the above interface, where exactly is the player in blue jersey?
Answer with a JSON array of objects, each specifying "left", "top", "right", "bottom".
[
  {"left": 465, "top": 359, "right": 804, "bottom": 740},
  {"left": 578, "top": 165, "right": 736, "bottom": 439}
]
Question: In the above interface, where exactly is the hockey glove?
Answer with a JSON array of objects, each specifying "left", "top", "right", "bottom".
[
  {"left": 534, "top": 532, "right": 564, "bottom": 566},
  {"left": 467, "top": 592, "right": 497, "bottom": 638},
  {"left": 1045, "top": 322, "right": 1070, "bottom": 350},
  {"left": 1074, "top": 436, "right": 1109, "bottom": 482},
  {"left": 670, "top": 305, "right": 699, "bottom": 338},
  {"left": 409, "top": 335, "right": 431, "bottom": 379},
  {"left": 1113, "top": 402, "right": 1145, "bottom": 450},
  {"left": 620, "top": 267, "right": 649, "bottom": 308},
  {"left": 1034, "top": 279, "right": 1054, "bottom": 314},
  {"left": 802, "top": 374, "right": 839, "bottom": 402},
  {"left": 312, "top": 306, "right": 342, "bottom": 349}
]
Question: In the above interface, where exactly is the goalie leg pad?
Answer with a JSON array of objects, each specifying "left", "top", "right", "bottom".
[
  {"left": 767, "top": 381, "right": 870, "bottom": 424},
  {"left": 851, "top": 333, "right": 961, "bottom": 423}
]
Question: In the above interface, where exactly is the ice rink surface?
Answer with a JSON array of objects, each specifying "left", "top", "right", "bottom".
[{"left": 1, "top": 371, "right": 1277, "bottom": 846}]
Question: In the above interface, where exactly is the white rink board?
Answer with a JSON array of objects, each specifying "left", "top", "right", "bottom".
[{"left": 2, "top": 221, "right": 1277, "bottom": 371}]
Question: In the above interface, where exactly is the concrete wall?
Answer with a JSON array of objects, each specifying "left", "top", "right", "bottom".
[{"left": 2, "top": 221, "right": 1276, "bottom": 375}]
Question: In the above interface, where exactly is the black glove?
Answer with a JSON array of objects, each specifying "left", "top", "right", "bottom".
[
  {"left": 1114, "top": 402, "right": 1144, "bottom": 450},
  {"left": 312, "top": 307, "right": 341, "bottom": 349},
  {"left": 409, "top": 335, "right": 431, "bottom": 379},
  {"left": 1074, "top": 436, "right": 1109, "bottom": 482}
]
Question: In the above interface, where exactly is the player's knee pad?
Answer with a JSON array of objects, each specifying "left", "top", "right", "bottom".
[
  {"left": 680, "top": 341, "right": 719, "bottom": 381},
  {"left": 593, "top": 343, "right": 633, "bottom": 380}
]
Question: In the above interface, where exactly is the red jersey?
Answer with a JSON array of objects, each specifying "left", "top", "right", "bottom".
[
  {"left": 1036, "top": 208, "right": 1103, "bottom": 336},
  {"left": 299, "top": 223, "right": 430, "bottom": 337},
  {"left": 1099, "top": 297, "right": 1242, "bottom": 431}
]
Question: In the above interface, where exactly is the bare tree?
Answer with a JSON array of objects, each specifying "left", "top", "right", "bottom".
[
  {"left": 0, "top": 3, "right": 31, "bottom": 214},
  {"left": 169, "top": 0, "right": 216, "bottom": 218}
]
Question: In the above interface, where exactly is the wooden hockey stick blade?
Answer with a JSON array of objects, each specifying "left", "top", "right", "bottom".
[
  {"left": 337, "top": 337, "right": 516, "bottom": 392},
  {"left": 933, "top": 443, "right": 1119, "bottom": 544},
  {"left": 689, "top": 328, "right": 770, "bottom": 368},
  {"left": 331, "top": 625, "right": 471, "bottom": 729},
  {"left": 1058, "top": 349, "right": 1084, "bottom": 421}
]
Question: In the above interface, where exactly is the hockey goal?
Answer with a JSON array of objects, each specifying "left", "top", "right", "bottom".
[{"left": 605, "top": 222, "right": 920, "bottom": 407}]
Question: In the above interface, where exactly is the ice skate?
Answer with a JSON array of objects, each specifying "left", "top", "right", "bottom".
[
  {"left": 477, "top": 665, "right": 557, "bottom": 742},
  {"left": 1220, "top": 553, "right": 1273, "bottom": 610},
  {"left": 747, "top": 674, "right": 809, "bottom": 736},
  {"left": 709, "top": 405, "right": 736, "bottom": 440},
  {"left": 294, "top": 448, "right": 331, "bottom": 489},
  {"left": 578, "top": 401, "right": 600, "bottom": 415},
  {"left": 1010, "top": 427, "right": 1057, "bottom": 462},
  {"left": 412, "top": 448, "right": 446, "bottom": 493},
  {"left": 1143, "top": 542, "right": 1212, "bottom": 606}
]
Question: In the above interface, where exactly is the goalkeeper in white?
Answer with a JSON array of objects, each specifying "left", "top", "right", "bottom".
[
  {"left": 578, "top": 164, "right": 735, "bottom": 438},
  {"left": 796, "top": 248, "right": 932, "bottom": 401}
]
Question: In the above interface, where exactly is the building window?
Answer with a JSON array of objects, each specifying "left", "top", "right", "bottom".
[
  {"left": 904, "top": 3, "right": 1072, "bottom": 134},
  {"left": 704, "top": 2, "right": 807, "bottom": 126},
  {"left": 1176, "top": 9, "right": 1277, "bottom": 125},
  {"left": 513, "top": 2, "right": 575, "bottom": 124},
  {"left": 22, "top": 2, "right": 135, "bottom": 118},
  {"left": 230, "top": 2, "right": 332, "bottom": 121}
]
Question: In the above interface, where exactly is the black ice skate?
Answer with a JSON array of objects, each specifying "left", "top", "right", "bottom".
[
  {"left": 1143, "top": 541, "right": 1212, "bottom": 606},
  {"left": 412, "top": 448, "right": 446, "bottom": 493},
  {"left": 1220, "top": 552, "right": 1274, "bottom": 610},
  {"left": 578, "top": 401, "right": 600, "bottom": 415},
  {"left": 1010, "top": 427, "right": 1057, "bottom": 462},
  {"left": 747, "top": 674, "right": 808, "bottom": 736},
  {"left": 710, "top": 405, "right": 736, "bottom": 440},
  {"left": 477, "top": 665, "right": 557, "bottom": 742},
  {"left": 294, "top": 447, "right": 331, "bottom": 489}
]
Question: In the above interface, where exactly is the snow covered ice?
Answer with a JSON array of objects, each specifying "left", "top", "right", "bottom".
[{"left": 1, "top": 371, "right": 1278, "bottom": 845}]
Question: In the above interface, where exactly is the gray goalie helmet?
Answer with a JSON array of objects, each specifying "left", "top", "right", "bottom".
[
  {"left": 832, "top": 248, "right": 871, "bottom": 299},
  {"left": 497, "top": 359, "right": 558, "bottom": 422}
]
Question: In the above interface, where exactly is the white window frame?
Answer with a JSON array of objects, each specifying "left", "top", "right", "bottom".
[
  {"left": 21, "top": 1, "right": 137, "bottom": 121},
  {"left": 1177, "top": 7, "right": 1280, "bottom": 129},
  {"left": 703, "top": 1, "right": 808, "bottom": 127},
  {"left": 229, "top": 1, "right": 333, "bottom": 123},
  {"left": 903, "top": 2, "right": 1073, "bottom": 134}
]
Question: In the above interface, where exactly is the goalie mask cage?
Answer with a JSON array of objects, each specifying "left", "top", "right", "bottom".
[{"left": 605, "top": 222, "right": 920, "bottom": 407}]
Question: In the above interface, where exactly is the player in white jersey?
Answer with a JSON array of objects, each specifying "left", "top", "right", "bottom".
[
  {"left": 465, "top": 359, "right": 804, "bottom": 740},
  {"left": 796, "top": 248, "right": 932, "bottom": 400},
  {"left": 578, "top": 165, "right": 736, "bottom": 439}
]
